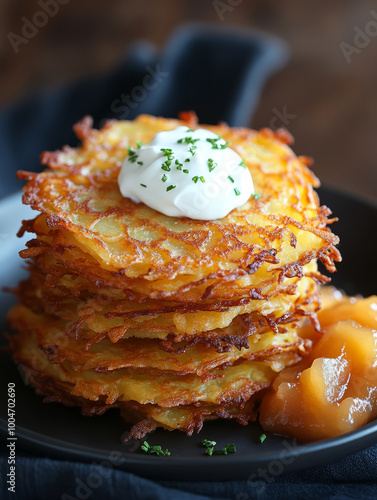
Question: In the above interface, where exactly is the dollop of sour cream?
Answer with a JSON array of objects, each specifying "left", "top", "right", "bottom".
[{"left": 118, "top": 126, "right": 254, "bottom": 220}]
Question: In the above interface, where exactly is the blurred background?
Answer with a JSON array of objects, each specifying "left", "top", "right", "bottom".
[{"left": 0, "top": 0, "right": 376, "bottom": 202}]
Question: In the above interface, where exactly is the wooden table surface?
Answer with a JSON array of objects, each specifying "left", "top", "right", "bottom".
[{"left": 1, "top": 0, "right": 376, "bottom": 202}]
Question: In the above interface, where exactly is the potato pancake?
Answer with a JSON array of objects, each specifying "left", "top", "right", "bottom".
[{"left": 7, "top": 113, "right": 340, "bottom": 438}]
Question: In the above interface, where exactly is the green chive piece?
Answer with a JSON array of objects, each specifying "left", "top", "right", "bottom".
[
  {"left": 202, "top": 439, "right": 236, "bottom": 456},
  {"left": 202, "top": 439, "right": 217, "bottom": 448},
  {"left": 239, "top": 159, "right": 247, "bottom": 168},
  {"left": 186, "top": 128, "right": 194, "bottom": 132},
  {"left": 259, "top": 434, "right": 267, "bottom": 444},
  {"left": 140, "top": 183, "right": 147, "bottom": 188},
  {"left": 166, "top": 185, "right": 176, "bottom": 192},
  {"left": 183, "top": 169, "right": 189, "bottom": 174},
  {"left": 140, "top": 441, "right": 150, "bottom": 452},
  {"left": 213, "top": 444, "right": 236, "bottom": 455},
  {"left": 206, "top": 135, "right": 229, "bottom": 150},
  {"left": 126, "top": 145, "right": 139, "bottom": 163},
  {"left": 136, "top": 140, "right": 143, "bottom": 149},
  {"left": 234, "top": 188, "right": 241, "bottom": 196},
  {"left": 140, "top": 441, "right": 171, "bottom": 456},
  {"left": 208, "top": 158, "right": 217, "bottom": 172},
  {"left": 228, "top": 176, "right": 234, "bottom": 183},
  {"left": 224, "top": 444, "right": 236, "bottom": 453},
  {"left": 175, "top": 159, "right": 183, "bottom": 170},
  {"left": 177, "top": 136, "right": 199, "bottom": 145},
  {"left": 137, "top": 161, "right": 143, "bottom": 166},
  {"left": 192, "top": 176, "right": 199, "bottom": 184},
  {"left": 160, "top": 148, "right": 174, "bottom": 171},
  {"left": 252, "top": 193, "right": 261, "bottom": 200},
  {"left": 161, "top": 174, "right": 168, "bottom": 182},
  {"left": 185, "top": 158, "right": 191, "bottom": 162}
]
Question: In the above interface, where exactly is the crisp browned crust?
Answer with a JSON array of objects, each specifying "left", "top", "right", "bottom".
[
  {"left": 16, "top": 114, "right": 340, "bottom": 301},
  {"left": 7, "top": 113, "right": 341, "bottom": 438}
]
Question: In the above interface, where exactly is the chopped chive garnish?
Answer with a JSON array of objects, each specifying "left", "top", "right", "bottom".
[
  {"left": 166, "top": 185, "right": 176, "bottom": 192},
  {"left": 140, "top": 441, "right": 171, "bottom": 456},
  {"left": 213, "top": 444, "right": 237, "bottom": 455},
  {"left": 208, "top": 158, "right": 217, "bottom": 172},
  {"left": 234, "top": 188, "right": 241, "bottom": 196},
  {"left": 183, "top": 169, "right": 189, "bottom": 174},
  {"left": 259, "top": 434, "right": 267, "bottom": 444},
  {"left": 161, "top": 174, "right": 168, "bottom": 182},
  {"left": 239, "top": 159, "right": 247, "bottom": 168},
  {"left": 137, "top": 161, "right": 143, "bottom": 166},
  {"left": 177, "top": 136, "right": 199, "bottom": 145},
  {"left": 206, "top": 135, "right": 229, "bottom": 150},
  {"left": 175, "top": 159, "right": 183, "bottom": 170},
  {"left": 228, "top": 176, "right": 234, "bottom": 183},
  {"left": 160, "top": 148, "right": 173, "bottom": 155},
  {"left": 202, "top": 439, "right": 236, "bottom": 456},
  {"left": 202, "top": 439, "right": 217, "bottom": 448},
  {"left": 224, "top": 443, "right": 236, "bottom": 453},
  {"left": 127, "top": 145, "right": 138, "bottom": 163},
  {"left": 186, "top": 128, "right": 194, "bottom": 132},
  {"left": 140, "top": 183, "right": 147, "bottom": 188},
  {"left": 185, "top": 158, "right": 191, "bottom": 162},
  {"left": 160, "top": 148, "right": 174, "bottom": 171},
  {"left": 252, "top": 193, "right": 261, "bottom": 200},
  {"left": 192, "top": 176, "right": 205, "bottom": 184},
  {"left": 136, "top": 140, "right": 142, "bottom": 149},
  {"left": 189, "top": 145, "right": 197, "bottom": 155}
]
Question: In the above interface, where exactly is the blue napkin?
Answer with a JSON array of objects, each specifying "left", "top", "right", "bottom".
[
  {"left": 2, "top": 22, "right": 376, "bottom": 500},
  {"left": 1, "top": 445, "right": 377, "bottom": 500}
]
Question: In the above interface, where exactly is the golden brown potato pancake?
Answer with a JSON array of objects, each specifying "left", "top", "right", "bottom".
[{"left": 8, "top": 113, "right": 340, "bottom": 438}]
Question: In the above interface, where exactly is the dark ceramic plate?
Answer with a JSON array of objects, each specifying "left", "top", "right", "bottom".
[{"left": 0, "top": 188, "right": 376, "bottom": 482}]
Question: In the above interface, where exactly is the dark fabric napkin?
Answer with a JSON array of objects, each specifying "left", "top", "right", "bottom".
[
  {"left": 1, "top": 23, "right": 376, "bottom": 500},
  {"left": 1, "top": 446, "right": 377, "bottom": 500}
]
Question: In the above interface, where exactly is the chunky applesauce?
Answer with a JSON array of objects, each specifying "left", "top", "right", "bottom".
[{"left": 259, "top": 288, "right": 377, "bottom": 441}]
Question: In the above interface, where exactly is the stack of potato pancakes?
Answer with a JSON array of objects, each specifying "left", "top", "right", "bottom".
[{"left": 8, "top": 113, "right": 340, "bottom": 439}]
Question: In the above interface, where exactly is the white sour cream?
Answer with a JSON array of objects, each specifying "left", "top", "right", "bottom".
[{"left": 118, "top": 126, "right": 254, "bottom": 220}]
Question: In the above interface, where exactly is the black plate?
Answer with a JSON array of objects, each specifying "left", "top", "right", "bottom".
[{"left": 0, "top": 187, "right": 376, "bottom": 482}]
